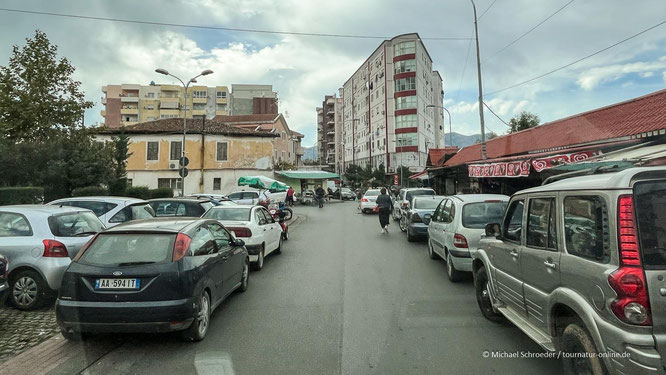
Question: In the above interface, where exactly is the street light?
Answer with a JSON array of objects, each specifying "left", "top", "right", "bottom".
[
  {"left": 426, "top": 104, "right": 453, "bottom": 147},
  {"left": 155, "top": 68, "right": 214, "bottom": 197}
]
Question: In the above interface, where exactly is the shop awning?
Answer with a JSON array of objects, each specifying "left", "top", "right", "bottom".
[
  {"left": 408, "top": 171, "right": 429, "bottom": 180},
  {"left": 275, "top": 170, "right": 340, "bottom": 179},
  {"left": 238, "top": 176, "right": 288, "bottom": 191}
]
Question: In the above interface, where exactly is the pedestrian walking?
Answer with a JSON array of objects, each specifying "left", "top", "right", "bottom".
[
  {"left": 376, "top": 187, "right": 393, "bottom": 234},
  {"left": 315, "top": 185, "right": 325, "bottom": 208},
  {"left": 286, "top": 186, "right": 295, "bottom": 206}
]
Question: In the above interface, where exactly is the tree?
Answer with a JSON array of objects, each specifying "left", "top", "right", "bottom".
[
  {"left": 109, "top": 130, "right": 132, "bottom": 195},
  {"left": 509, "top": 111, "right": 540, "bottom": 133},
  {"left": 476, "top": 132, "right": 498, "bottom": 143},
  {"left": 274, "top": 160, "right": 296, "bottom": 171}
]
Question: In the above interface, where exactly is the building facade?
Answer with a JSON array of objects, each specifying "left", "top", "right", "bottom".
[
  {"left": 341, "top": 33, "right": 444, "bottom": 174},
  {"left": 229, "top": 84, "right": 278, "bottom": 115},
  {"left": 316, "top": 93, "right": 344, "bottom": 173},
  {"left": 101, "top": 84, "right": 230, "bottom": 128},
  {"left": 96, "top": 118, "right": 277, "bottom": 195}
]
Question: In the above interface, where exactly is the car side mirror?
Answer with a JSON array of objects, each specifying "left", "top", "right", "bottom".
[
  {"left": 233, "top": 239, "right": 245, "bottom": 247},
  {"left": 424, "top": 214, "right": 432, "bottom": 221},
  {"left": 485, "top": 223, "right": 501, "bottom": 238}
]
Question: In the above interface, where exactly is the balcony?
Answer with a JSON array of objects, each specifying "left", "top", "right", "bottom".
[
  {"left": 121, "top": 95, "right": 139, "bottom": 103},
  {"left": 121, "top": 84, "right": 141, "bottom": 91},
  {"left": 191, "top": 109, "right": 207, "bottom": 116},
  {"left": 121, "top": 107, "right": 139, "bottom": 115},
  {"left": 216, "top": 96, "right": 227, "bottom": 104},
  {"left": 327, "top": 131, "right": 335, "bottom": 136},
  {"left": 295, "top": 147, "right": 305, "bottom": 156},
  {"left": 160, "top": 109, "right": 180, "bottom": 116},
  {"left": 327, "top": 120, "right": 334, "bottom": 125},
  {"left": 159, "top": 101, "right": 180, "bottom": 109},
  {"left": 121, "top": 118, "right": 139, "bottom": 126},
  {"left": 192, "top": 97, "right": 207, "bottom": 104},
  {"left": 161, "top": 85, "right": 180, "bottom": 92},
  {"left": 215, "top": 109, "right": 228, "bottom": 116}
]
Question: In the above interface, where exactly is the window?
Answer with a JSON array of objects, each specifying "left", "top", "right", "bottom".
[
  {"left": 441, "top": 200, "right": 453, "bottom": 223},
  {"left": 462, "top": 202, "right": 508, "bottom": 229},
  {"left": 0, "top": 212, "right": 33, "bottom": 237},
  {"left": 216, "top": 91, "right": 227, "bottom": 99},
  {"left": 396, "top": 133, "right": 417, "bottom": 146},
  {"left": 564, "top": 196, "right": 609, "bottom": 263},
  {"left": 395, "top": 115, "right": 418, "bottom": 129},
  {"left": 147, "top": 141, "right": 159, "bottom": 161},
  {"left": 216, "top": 142, "right": 228, "bottom": 161},
  {"left": 635, "top": 181, "right": 666, "bottom": 267},
  {"left": 193, "top": 103, "right": 206, "bottom": 110},
  {"left": 146, "top": 92, "right": 155, "bottom": 98},
  {"left": 395, "top": 77, "right": 416, "bottom": 92},
  {"left": 160, "top": 114, "right": 178, "bottom": 119},
  {"left": 127, "top": 179, "right": 133, "bottom": 187},
  {"left": 67, "top": 201, "right": 117, "bottom": 217},
  {"left": 394, "top": 59, "right": 416, "bottom": 74},
  {"left": 170, "top": 141, "right": 182, "bottom": 160},
  {"left": 157, "top": 178, "right": 182, "bottom": 190},
  {"left": 503, "top": 199, "right": 524, "bottom": 243},
  {"left": 145, "top": 104, "right": 155, "bottom": 110},
  {"left": 208, "top": 223, "right": 232, "bottom": 250},
  {"left": 255, "top": 210, "right": 267, "bottom": 225},
  {"left": 151, "top": 201, "right": 186, "bottom": 217},
  {"left": 394, "top": 41, "right": 415, "bottom": 56},
  {"left": 395, "top": 96, "right": 417, "bottom": 110},
  {"left": 78, "top": 233, "right": 174, "bottom": 267},
  {"left": 260, "top": 209, "right": 275, "bottom": 224},
  {"left": 48, "top": 212, "right": 104, "bottom": 237},
  {"left": 190, "top": 227, "right": 217, "bottom": 256},
  {"left": 192, "top": 90, "right": 207, "bottom": 99},
  {"left": 527, "top": 198, "right": 557, "bottom": 249},
  {"left": 213, "top": 178, "right": 221, "bottom": 191}
]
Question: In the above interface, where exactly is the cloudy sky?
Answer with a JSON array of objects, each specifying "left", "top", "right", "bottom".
[{"left": 1, "top": 0, "right": 665, "bottom": 147}]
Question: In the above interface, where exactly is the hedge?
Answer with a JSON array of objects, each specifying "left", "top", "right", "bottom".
[
  {"left": 150, "top": 188, "right": 174, "bottom": 199},
  {"left": 0, "top": 187, "right": 45, "bottom": 205},
  {"left": 72, "top": 186, "right": 109, "bottom": 197},
  {"left": 124, "top": 186, "right": 151, "bottom": 200}
]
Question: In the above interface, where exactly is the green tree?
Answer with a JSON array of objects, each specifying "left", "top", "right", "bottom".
[
  {"left": 109, "top": 130, "right": 132, "bottom": 195},
  {"left": 509, "top": 111, "right": 540, "bottom": 133},
  {"left": 274, "top": 160, "right": 296, "bottom": 171}
]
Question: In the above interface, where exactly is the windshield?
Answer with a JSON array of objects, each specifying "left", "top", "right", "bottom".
[
  {"left": 405, "top": 190, "right": 435, "bottom": 202},
  {"left": 78, "top": 233, "right": 175, "bottom": 266},
  {"left": 130, "top": 204, "right": 155, "bottom": 219},
  {"left": 203, "top": 208, "right": 252, "bottom": 221},
  {"left": 48, "top": 211, "right": 105, "bottom": 237},
  {"left": 462, "top": 202, "right": 508, "bottom": 229},
  {"left": 414, "top": 198, "right": 441, "bottom": 210}
]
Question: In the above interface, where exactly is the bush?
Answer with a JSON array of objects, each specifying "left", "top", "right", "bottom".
[
  {"left": 150, "top": 188, "right": 174, "bottom": 199},
  {"left": 0, "top": 187, "right": 44, "bottom": 205},
  {"left": 71, "top": 186, "right": 108, "bottom": 197},
  {"left": 124, "top": 186, "right": 151, "bottom": 200}
]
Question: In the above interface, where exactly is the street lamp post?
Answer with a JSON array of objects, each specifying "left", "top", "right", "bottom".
[
  {"left": 426, "top": 105, "right": 452, "bottom": 147},
  {"left": 470, "top": 0, "right": 487, "bottom": 160},
  {"left": 155, "top": 68, "right": 213, "bottom": 197}
]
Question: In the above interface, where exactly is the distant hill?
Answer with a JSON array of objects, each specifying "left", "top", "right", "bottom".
[
  {"left": 302, "top": 145, "right": 318, "bottom": 160},
  {"left": 448, "top": 132, "right": 481, "bottom": 148}
]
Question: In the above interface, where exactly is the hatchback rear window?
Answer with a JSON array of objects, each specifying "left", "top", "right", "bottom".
[
  {"left": 78, "top": 233, "right": 175, "bottom": 266},
  {"left": 462, "top": 202, "right": 508, "bottom": 229},
  {"left": 405, "top": 190, "right": 435, "bottom": 202},
  {"left": 48, "top": 211, "right": 104, "bottom": 237},
  {"left": 203, "top": 208, "right": 252, "bottom": 221},
  {"left": 64, "top": 201, "right": 117, "bottom": 217},
  {"left": 414, "top": 199, "right": 441, "bottom": 210},
  {"left": 635, "top": 181, "right": 666, "bottom": 268}
]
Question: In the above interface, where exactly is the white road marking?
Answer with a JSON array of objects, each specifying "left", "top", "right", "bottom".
[{"left": 194, "top": 352, "right": 235, "bottom": 375}]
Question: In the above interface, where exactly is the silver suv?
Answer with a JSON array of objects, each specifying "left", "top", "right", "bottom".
[{"left": 472, "top": 167, "right": 666, "bottom": 374}]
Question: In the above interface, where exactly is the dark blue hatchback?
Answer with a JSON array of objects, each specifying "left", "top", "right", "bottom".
[{"left": 56, "top": 218, "right": 249, "bottom": 342}]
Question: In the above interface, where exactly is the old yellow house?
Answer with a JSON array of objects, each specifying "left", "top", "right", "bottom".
[{"left": 96, "top": 118, "right": 278, "bottom": 195}]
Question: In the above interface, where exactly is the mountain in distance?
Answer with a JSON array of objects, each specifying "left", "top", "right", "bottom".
[
  {"left": 302, "top": 145, "right": 318, "bottom": 160},
  {"left": 446, "top": 132, "right": 482, "bottom": 149}
]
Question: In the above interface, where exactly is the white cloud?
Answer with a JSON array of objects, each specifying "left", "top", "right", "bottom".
[{"left": 576, "top": 57, "right": 666, "bottom": 90}]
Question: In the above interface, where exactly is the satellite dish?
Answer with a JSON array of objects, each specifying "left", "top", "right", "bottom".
[{"left": 150, "top": 81, "right": 155, "bottom": 86}]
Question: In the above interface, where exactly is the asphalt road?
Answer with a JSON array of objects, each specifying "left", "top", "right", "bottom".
[{"left": 47, "top": 201, "right": 560, "bottom": 375}]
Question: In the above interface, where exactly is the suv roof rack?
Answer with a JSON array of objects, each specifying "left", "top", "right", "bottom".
[{"left": 541, "top": 164, "right": 629, "bottom": 185}]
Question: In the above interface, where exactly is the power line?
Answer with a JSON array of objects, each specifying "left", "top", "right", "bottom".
[
  {"left": 483, "top": 101, "right": 511, "bottom": 127},
  {"left": 454, "top": 33, "right": 474, "bottom": 103},
  {"left": 478, "top": 0, "right": 498, "bottom": 20},
  {"left": 0, "top": 8, "right": 471, "bottom": 41},
  {"left": 486, "top": 19, "right": 666, "bottom": 96},
  {"left": 484, "top": 0, "right": 575, "bottom": 62}
]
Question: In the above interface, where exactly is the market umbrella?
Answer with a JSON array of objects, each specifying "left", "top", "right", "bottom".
[{"left": 238, "top": 176, "right": 288, "bottom": 191}]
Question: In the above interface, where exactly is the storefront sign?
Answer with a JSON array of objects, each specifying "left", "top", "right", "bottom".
[
  {"left": 468, "top": 160, "right": 531, "bottom": 178},
  {"left": 531, "top": 151, "right": 595, "bottom": 172}
]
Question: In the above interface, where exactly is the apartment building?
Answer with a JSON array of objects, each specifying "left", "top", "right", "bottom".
[
  {"left": 101, "top": 83, "right": 230, "bottom": 128},
  {"left": 341, "top": 33, "right": 444, "bottom": 174},
  {"left": 229, "top": 84, "right": 278, "bottom": 115},
  {"left": 316, "top": 93, "right": 344, "bottom": 173}
]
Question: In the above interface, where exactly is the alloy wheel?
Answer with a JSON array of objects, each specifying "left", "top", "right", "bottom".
[
  {"left": 242, "top": 263, "right": 249, "bottom": 288},
  {"left": 12, "top": 277, "right": 37, "bottom": 307},
  {"left": 197, "top": 293, "right": 210, "bottom": 337},
  {"left": 447, "top": 254, "right": 453, "bottom": 277}
]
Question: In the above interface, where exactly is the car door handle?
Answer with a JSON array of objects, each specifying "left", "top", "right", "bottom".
[
  {"left": 510, "top": 250, "right": 519, "bottom": 258},
  {"left": 544, "top": 260, "right": 557, "bottom": 270}
]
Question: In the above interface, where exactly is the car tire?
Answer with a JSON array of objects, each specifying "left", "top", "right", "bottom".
[
  {"left": 238, "top": 259, "right": 249, "bottom": 293},
  {"left": 399, "top": 218, "right": 407, "bottom": 232},
  {"left": 275, "top": 237, "right": 283, "bottom": 254},
  {"left": 446, "top": 253, "right": 463, "bottom": 282},
  {"left": 428, "top": 240, "right": 440, "bottom": 260},
  {"left": 10, "top": 270, "right": 49, "bottom": 310},
  {"left": 182, "top": 291, "right": 211, "bottom": 342},
  {"left": 252, "top": 246, "right": 265, "bottom": 271},
  {"left": 475, "top": 266, "right": 505, "bottom": 323},
  {"left": 561, "top": 322, "right": 607, "bottom": 375}
]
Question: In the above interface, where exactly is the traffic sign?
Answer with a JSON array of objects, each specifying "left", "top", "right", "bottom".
[
  {"left": 179, "top": 156, "right": 189, "bottom": 167},
  {"left": 179, "top": 167, "right": 189, "bottom": 178}
]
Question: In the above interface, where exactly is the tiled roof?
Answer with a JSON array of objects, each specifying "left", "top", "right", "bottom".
[
  {"left": 445, "top": 89, "right": 666, "bottom": 167},
  {"left": 95, "top": 118, "right": 278, "bottom": 138},
  {"left": 428, "top": 147, "right": 460, "bottom": 166},
  {"left": 213, "top": 114, "right": 279, "bottom": 123}
]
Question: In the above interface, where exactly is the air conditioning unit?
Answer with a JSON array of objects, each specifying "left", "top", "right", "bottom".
[{"left": 169, "top": 163, "right": 178, "bottom": 170}]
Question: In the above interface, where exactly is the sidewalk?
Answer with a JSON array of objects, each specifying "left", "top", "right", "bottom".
[{"left": 0, "top": 303, "right": 59, "bottom": 364}]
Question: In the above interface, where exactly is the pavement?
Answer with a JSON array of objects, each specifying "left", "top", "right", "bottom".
[{"left": 0, "top": 204, "right": 560, "bottom": 375}]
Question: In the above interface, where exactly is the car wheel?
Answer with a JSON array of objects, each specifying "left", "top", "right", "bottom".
[
  {"left": 560, "top": 322, "right": 607, "bottom": 375},
  {"left": 446, "top": 253, "right": 463, "bottom": 282},
  {"left": 10, "top": 270, "right": 49, "bottom": 310},
  {"left": 182, "top": 291, "right": 210, "bottom": 342},
  {"left": 474, "top": 266, "right": 505, "bottom": 323},
  {"left": 275, "top": 237, "right": 283, "bottom": 254},
  {"left": 252, "top": 246, "right": 265, "bottom": 271},
  {"left": 399, "top": 218, "right": 407, "bottom": 232},
  {"left": 428, "top": 240, "right": 440, "bottom": 260},
  {"left": 238, "top": 259, "right": 249, "bottom": 293}
]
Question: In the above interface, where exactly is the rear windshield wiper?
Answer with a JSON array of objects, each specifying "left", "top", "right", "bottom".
[
  {"left": 117, "top": 261, "right": 156, "bottom": 266},
  {"left": 73, "top": 231, "right": 98, "bottom": 237}
]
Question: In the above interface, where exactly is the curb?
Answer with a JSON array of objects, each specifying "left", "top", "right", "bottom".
[{"left": 0, "top": 335, "right": 70, "bottom": 375}]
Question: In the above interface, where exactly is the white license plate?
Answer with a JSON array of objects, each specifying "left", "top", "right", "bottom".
[{"left": 95, "top": 278, "right": 140, "bottom": 290}]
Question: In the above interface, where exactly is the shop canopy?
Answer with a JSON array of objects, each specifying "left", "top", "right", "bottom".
[
  {"left": 274, "top": 171, "right": 340, "bottom": 179},
  {"left": 238, "top": 176, "right": 288, "bottom": 191}
]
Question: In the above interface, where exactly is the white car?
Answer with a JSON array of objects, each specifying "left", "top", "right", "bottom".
[
  {"left": 202, "top": 205, "right": 283, "bottom": 271},
  {"left": 427, "top": 194, "right": 509, "bottom": 282},
  {"left": 227, "top": 190, "right": 271, "bottom": 206},
  {"left": 48, "top": 196, "right": 154, "bottom": 228},
  {"left": 392, "top": 188, "right": 436, "bottom": 220},
  {"left": 359, "top": 189, "right": 381, "bottom": 213}
]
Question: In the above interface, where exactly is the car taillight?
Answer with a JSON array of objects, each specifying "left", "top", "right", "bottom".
[
  {"left": 43, "top": 239, "right": 69, "bottom": 258},
  {"left": 411, "top": 213, "right": 422, "bottom": 223},
  {"left": 227, "top": 227, "right": 252, "bottom": 238},
  {"left": 362, "top": 198, "right": 368, "bottom": 202},
  {"left": 453, "top": 234, "right": 468, "bottom": 248},
  {"left": 72, "top": 234, "right": 99, "bottom": 262},
  {"left": 173, "top": 233, "right": 191, "bottom": 262},
  {"left": 608, "top": 195, "right": 651, "bottom": 326}
]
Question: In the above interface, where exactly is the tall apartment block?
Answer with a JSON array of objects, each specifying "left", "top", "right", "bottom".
[
  {"left": 341, "top": 33, "right": 444, "bottom": 174},
  {"left": 229, "top": 84, "right": 278, "bottom": 115},
  {"left": 316, "top": 93, "right": 344, "bottom": 173}
]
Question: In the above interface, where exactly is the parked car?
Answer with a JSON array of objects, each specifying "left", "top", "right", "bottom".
[
  {"left": 359, "top": 189, "right": 381, "bottom": 214},
  {"left": 472, "top": 167, "right": 666, "bottom": 373},
  {"left": 149, "top": 198, "right": 226, "bottom": 217},
  {"left": 0, "top": 206, "right": 105, "bottom": 310},
  {"left": 401, "top": 195, "right": 446, "bottom": 241},
  {"left": 428, "top": 194, "right": 508, "bottom": 282},
  {"left": 0, "top": 254, "right": 8, "bottom": 306},
  {"left": 48, "top": 196, "right": 155, "bottom": 228},
  {"left": 56, "top": 218, "right": 249, "bottom": 342},
  {"left": 392, "top": 188, "right": 436, "bottom": 221},
  {"left": 340, "top": 188, "right": 356, "bottom": 200},
  {"left": 203, "top": 205, "right": 283, "bottom": 271},
  {"left": 227, "top": 190, "right": 270, "bottom": 206},
  {"left": 189, "top": 193, "right": 227, "bottom": 200}
]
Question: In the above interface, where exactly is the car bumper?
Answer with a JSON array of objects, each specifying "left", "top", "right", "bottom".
[
  {"left": 56, "top": 297, "right": 196, "bottom": 333},
  {"left": 407, "top": 224, "right": 429, "bottom": 237},
  {"left": 245, "top": 243, "right": 263, "bottom": 256},
  {"left": 28, "top": 257, "right": 72, "bottom": 291},
  {"left": 360, "top": 202, "right": 376, "bottom": 210},
  {"left": 449, "top": 249, "right": 473, "bottom": 272}
]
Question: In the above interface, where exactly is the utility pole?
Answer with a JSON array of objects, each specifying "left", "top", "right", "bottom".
[{"left": 471, "top": 0, "right": 487, "bottom": 160}]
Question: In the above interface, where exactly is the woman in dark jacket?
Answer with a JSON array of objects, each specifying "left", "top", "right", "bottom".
[{"left": 376, "top": 188, "right": 393, "bottom": 234}]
